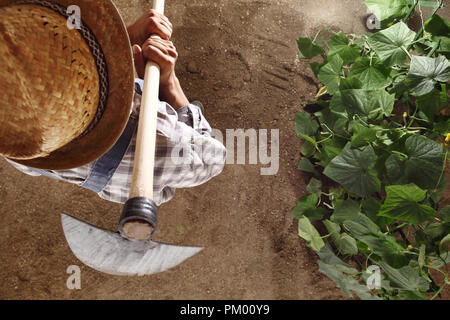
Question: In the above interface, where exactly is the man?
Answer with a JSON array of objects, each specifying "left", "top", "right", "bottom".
[{"left": 7, "top": 10, "right": 226, "bottom": 206}]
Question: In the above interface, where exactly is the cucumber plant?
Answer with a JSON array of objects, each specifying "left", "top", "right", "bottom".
[{"left": 294, "top": 0, "right": 449, "bottom": 300}]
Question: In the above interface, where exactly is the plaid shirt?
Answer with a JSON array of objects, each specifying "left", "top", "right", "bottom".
[{"left": 7, "top": 86, "right": 226, "bottom": 205}]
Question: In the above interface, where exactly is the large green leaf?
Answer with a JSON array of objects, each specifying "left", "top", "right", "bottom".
[
  {"left": 341, "top": 89, "right": 395, "bottom": 120},
  {"left": 365, "top": 0, "right": 409, "bottom": 22},
  {"left": 379, "top": 262, "right": 429, "bottom": 293},
  {"left": 331, "top": 199, "right": 361, "bottom": 223},
  {"left": 345, "top": 214, "right": 408, "bottom": 267},
  {"left": 297, "top": 37, "right": 325, "bottom": 59},
  {"left": 407, "top": 55, "right": 450, "bottom": 96},
  {"left": 293, "top": 194, "right": 327, "bottom": 220},
  {"left": 386, "top": 135, "right": 445, "bottom": 190},
  {"left": 368, "top": 22, "right": 416, "bottom": 66},
  {"left": 348, "top": 57, "right": 391, "bottom": 89},
  {"left": 324, "top": 144, "right": 381, "bottom": 197},
  {"left": 318, "top": 54, "right": 343, "bottom": 94},
  {"left": 378, "top": 184, "right": 435, "bottom": 224},
  {"left": 328, "top": 33, "right": 361, "bottom": 65},
  {"left": 297, "top": 216, "right": 325, "bottom": 252}
]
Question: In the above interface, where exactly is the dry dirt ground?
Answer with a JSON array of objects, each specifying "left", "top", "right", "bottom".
[{"left": 0, "top": 0, "right": 448, "bottom": 300}]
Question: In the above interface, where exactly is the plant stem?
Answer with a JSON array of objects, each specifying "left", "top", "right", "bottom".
[
  {"left": 431, "top": 281, "right": 446, "bottom": 300},
  {"left": 427, "top": 39, "right": 441, "bottom": 57},
  {"left": 434, "top": 150, "right": 448, "bottom": 190},
  {"left": 407, "top": 0, "right": 444, "bottom": 51},
  {"left": 403, "top": 0, "right": 419, "bottom": 23}
]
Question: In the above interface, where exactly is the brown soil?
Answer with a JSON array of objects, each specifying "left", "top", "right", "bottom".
[{"left": 0, "top": 0, "right": 448, "bottom": 300}]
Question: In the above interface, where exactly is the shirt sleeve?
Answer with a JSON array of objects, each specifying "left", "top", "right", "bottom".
[
  {"left": 153, "top": 100, "right": 227, "bottom": 189},
  {"left": 5, "top": 158, "right": 43, "bottom": 177}
]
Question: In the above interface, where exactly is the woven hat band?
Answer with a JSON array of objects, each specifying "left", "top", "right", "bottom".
[{"left": 0, "top": 1, "right": 108, "bottom": 160}]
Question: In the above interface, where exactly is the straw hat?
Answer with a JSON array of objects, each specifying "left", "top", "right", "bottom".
[{"left": 0, "top": 0, "right": 135, "bottom": 170}]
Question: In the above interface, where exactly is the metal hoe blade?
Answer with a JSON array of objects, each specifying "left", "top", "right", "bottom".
[{"left": 61, "top": 214, "right": 203, "bottom": 276}]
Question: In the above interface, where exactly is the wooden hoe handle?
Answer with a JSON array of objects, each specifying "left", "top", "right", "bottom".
[
  {"left": 119, "top": 0, "right": 166, "bottom": 241},
  {"left": 130, "top": 0, "right": 165, "bottom": 199}
]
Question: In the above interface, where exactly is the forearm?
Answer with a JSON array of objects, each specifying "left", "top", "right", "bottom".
[{"left": 159, "top": 76, "right": 189, "bottom": 110}]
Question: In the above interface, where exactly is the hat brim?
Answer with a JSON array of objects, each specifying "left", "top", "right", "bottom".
[{"left": 3, "top": 0, "right": 135, "bottom": 170}]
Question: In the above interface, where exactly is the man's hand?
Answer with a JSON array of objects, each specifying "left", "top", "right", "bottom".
[
  {"left": 133, "top": 37, "right": 189, "bottom": 110},
  {"left": 127, "top": 10, "right": 173, "bottom": 46}
]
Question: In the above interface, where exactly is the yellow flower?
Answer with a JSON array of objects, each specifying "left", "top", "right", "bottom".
[
  {"left": 408, "top": 245, "right": 413, "bottom": 249},
  {"left": 403, "top": 112, "right": 407, "bottom": 118},
  {"left": 368, "top": 247, "right": 371, "bottom": 251},
  {"left": 429, "top": 261, "right": 434, "bottom": 266},
  {"left": 444, "top": 133, "right": 450, "bottom": 147}
]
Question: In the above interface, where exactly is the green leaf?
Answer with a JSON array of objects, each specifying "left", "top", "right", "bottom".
[
  {"left": 292, "top": 193, "right": 327, "bottom": 220},
  {"left": 378, "top": 184, "right": 435, "bottom": 224},
  {"left": 403, "top": 135, "right": 445, "bottom": 190},
  {"left": 323, "top": 219, "right": 341, "bottom": 235},
  {"left": 317, "top": 242, "right": 348, "bottom": 266},
  {"left": 324, "top": 143, "right": 381, "bottom": 197},
  {"left": 365, "top": 0, "right": 409, "bottom": 22},
  {"left": 416, "top": 88, "right": 448, "bottom": 119},
  {"left": 301, "top": 139, "right": 316, "bottom": 157},
  {"left": 439, "top": 234, "right": 450, "bottom": 253},
  {"left": 297, "top": 216, "right": 325, "bottom": 252},
  {"left": 297, "top": 37, "right": 325, "bottom": 59},
  {"left": 439, "top": 206, "right": 450, "bottom": 223},
  {"left": 407, "top": 55, "right": 450, "bottom": 96},
  {"left": 424, "top": 15, "right": 450, "bottom": 37},
  {"left": 368, "top": 22, "right": 416, "bottom": 66},
  {"left": 331, "top": 199, "right": 361, "bottom": 224},
  {"left": 425, "top": 222, "right": 449, "bottom": 241},
  {"left": 337, "top": 233, "right": 358, "bottom": 256},
  {"left": 298, "top": 157, "right": 319, "bottom": 175},
  {"left": 328, "top": 33, "right": 361, "bottom": 64},
  {"left": 306, "top": 177, "right": 322, "bottom": 195},
  {"left": 295, "top": 111, "right": 319, "bottom": 138},
  {"left": 398, "top": 289, "right": 428, "bottom": 300},
  {"left": 348, "top": 57, "right": 391, "bottom": 89},
  {"left": 362, "top": 197, "right": 394, "bottom": 227},
  {"left": 386, "top": 135, "right": 445, "bottom": 190},
  {"left": 351, "top": 122, "right": 378, "bottom": 148},
  {"left": 314, "top": 106, "right": 348, "bottom": 136},
  {"left": 378, "top": 262, "right": 429, "bottom": 292},
  {"left": 310, "top": 61, "right": 325, "bottom": 77},
  {"left": 318, "top": 54, "right": 344, "bottom": 94},
  {"left": 339, "top": 77, "right": 363, "bottom": 90},
  {"left": 323, "top": 219, "right": 358, "bottom": 255},
  {"left": 345, "top": 214, "right": 408, "bottom": 267},
  {"left": 316, "top": 137, "right": 347, "bottom": 167},
  {"left": 318, "top": 260, "right": 379, "bottom": 300},
  {"left": 341, "top": 89, "right": 395, "bottom": 120}
]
